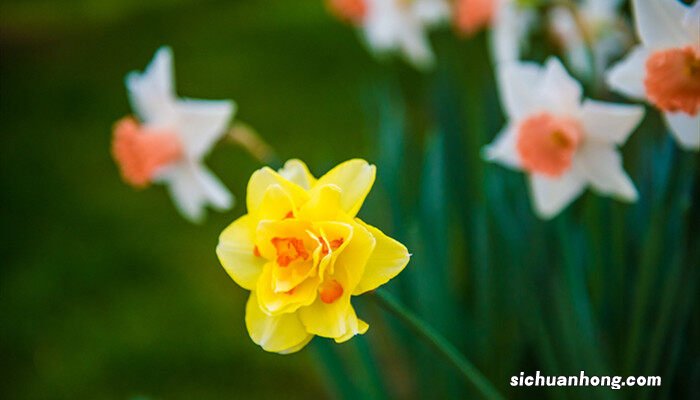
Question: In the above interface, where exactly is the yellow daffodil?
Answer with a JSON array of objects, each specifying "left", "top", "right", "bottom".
[{"left": 217, "top": 159, "right": 410, "bottom": 354}]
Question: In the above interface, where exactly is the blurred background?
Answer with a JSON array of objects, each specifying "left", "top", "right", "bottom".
[
  {"left": 1, "top": 0, "right": 698, "bottom": 399},
  {"left": 0, "top": 0, "right": 379, "bottom": 398}
]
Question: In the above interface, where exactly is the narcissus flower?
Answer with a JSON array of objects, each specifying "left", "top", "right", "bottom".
[
  {"left": 606, "top": 0, "right": 700, "bottom": 150},
  {"left": 328, "top": 0, "right": 451, "bottom": 68},
  {"left": 112, "top": 47, "right": 235, "bottom": 221},
  {"left": 217, "top": 159, "right": 410, "bottom": 353},
  {"left": 484, "top": 58, "right": 644, "bottom": 218}
]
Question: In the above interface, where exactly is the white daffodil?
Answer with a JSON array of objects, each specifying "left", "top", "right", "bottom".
[
  {"left": 606, "top": 0, "right": 700, "bottom": 150},
  {"left": 549, "top": 0, "right": 631, "bottom": 78},
  {"left": 112, "top": 47, "right": 235, "bottom": 222},
  {"left": 484, "top": 58, "right": 644, "bottom": 219},
  {"left": 330, "top": 0, "right": 450, "bottom": 68},
  {"left": 490, "top": 0, "right": 537, "bottom": 63}
]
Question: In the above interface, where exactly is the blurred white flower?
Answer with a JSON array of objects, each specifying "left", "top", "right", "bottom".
[
  {"left": 484, "top": 58, "right": 644, "bottom": 218},
  {"left": 606, "top": 0, "right": 700, "bottom": 150},
  {"left": 549, "top": 0, "right": 631, "bottom": 78},
  {"left": 491, "top": 0, "right": 537, "bottom": 63},
  {"left": 112, "top": 47, "right": 235, "bottom": 222},
  {"left": 329, "top": 0, "right": 451, "bottom": 68}
]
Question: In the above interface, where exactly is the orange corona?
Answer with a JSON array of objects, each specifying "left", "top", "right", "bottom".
[
  {"left": 645, "top": 46, "right": 700, "bottom": 116},
  {"left": 516, "top": 113, "right": 582, "bottom": 177},
  {"left": 112, "top": 117, "right": 183, "bottom": 187},
  {"left": 319, "top": 279, "right": 344, "bottom": 304},
  {"left": 271, "top": 237, "right": 310, "bottom": 267}
]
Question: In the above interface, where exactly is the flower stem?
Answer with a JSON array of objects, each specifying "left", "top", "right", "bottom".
[
  {"left": 370, "top": 289, "right": 505, "bottom": 400},
  {"left": 225, "top": 121, "right": 278, "bottom": 165}
]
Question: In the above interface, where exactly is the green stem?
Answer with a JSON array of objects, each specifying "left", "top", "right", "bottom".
[{"left": 371, "top": 289, "right": 505, "bottom": 400}]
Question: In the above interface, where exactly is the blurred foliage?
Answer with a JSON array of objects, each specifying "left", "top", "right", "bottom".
[{"left": 1, "top": 0, "right": 699, "bottom": 399}]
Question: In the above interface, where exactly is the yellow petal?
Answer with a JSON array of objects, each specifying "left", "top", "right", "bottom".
[
  {"left": 298, "top": 184, "right": 343, "bottom": 221},
  {"left": 298, "top": 222, "right": 374, "bottom": 339},
  {"left": 272, "top": 258, "right": 314, "bottom": 293},
  {"left": 255, "top": 184, "right": 295, "bottom": 221},
  {"left": 313, "top": 159, "right": 376, "bottom": 217},
  {"left": 334, "top": 220, "right": 376, "bottom": 290},
  {"left": 247, "top": 167, "right": 309, "bottom": 215},
  {"left": 334, "top": 307, "right": 369, "bottom": 343},
  {"left": 314, "top": 221, "right": 354, "bottom": 278},
  {"left": 352, "top": 219, "right": 410, "bottom": 295},
  {"left": 278, "top": 335, "right": 314, "bottom": 354},
  {"left": 299, "top": 287, "right": 368, "bottom": 341},
  {"left": 246, "top": 292, "right": 313, "bottom": 354},
  {"left": 298, "top": 297, "right": 351, "bottom": 339},
  {"left": 216, "top": 215, "right": 264, "bottom": 290},
  {"left": 278, "top": 159, "right": 317, "bottom": 190},
  {"left": 257, "top": 263, "right": 319, "bottom": 316}
]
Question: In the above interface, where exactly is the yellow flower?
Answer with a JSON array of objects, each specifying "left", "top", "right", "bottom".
[{"left": 217, "top": 159, "right": 410, "bottom": 354}]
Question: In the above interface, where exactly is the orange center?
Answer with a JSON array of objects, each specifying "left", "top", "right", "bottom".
[
  {"left": 454, "top": 0, "right": 497, "bottom": 36},
  {"left": 319, "top": 279, "right": 344, "bottom": 304},
  {"left": 327, "top": 0, "right": 366, "bottom": 23},
  {"left": 644, "top": 46, "right": 700, "bottom": 116},
  {"left": 516, "top": 113, "right": 583, "bottom": 177},
  {"left": 271, "top": 237, "right": 310, "bottom": 267},
  {"left": 320, "top": 237, "right": 345, "bottom": 256},
  {"left": 112, "top": 117, "right": 184, "bottom": 187}
]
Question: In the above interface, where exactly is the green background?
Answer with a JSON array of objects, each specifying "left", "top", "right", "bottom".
[{"left": 1, "top": 0, "right": 377, "bottom": 398}]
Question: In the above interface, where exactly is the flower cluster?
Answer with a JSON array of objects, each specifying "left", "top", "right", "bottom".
[
  {"left": 328, "top": 0, "right": 451, "bottom": 68},
  {"left": 109, "top": 0, "right": 699, "bottom": 354},
  {"left": 483, "top": 0, "right": 698, "bottom": 217},
  {"left": 326, "top": 0, "right": 633, "bottom": 68}
]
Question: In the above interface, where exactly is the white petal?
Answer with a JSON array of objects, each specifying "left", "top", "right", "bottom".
[
  {"left": 361, "top": 0, "right": 440, "bottom": 69},
  {"left": 363, "top": 0, "right": 401, "bottom": 52},
  {"left": 482, "top": 124, "right": 522, "bottom": 169},
  {"left": 549, "top": 7, "right": 578, "bottom": 47},
  {"left": 160, "top": 163, "right": 207, "bottom": 222},
  {"left": 175, "top": 99, "right": 235, "bottom": 159},
  {"left": 583, "top": 0, "right": 622, "bottom": 17},
  {"left": 158, "top": 162, "right": 233, "bottom": 222},
  {"left": 631, "top": 0, "right": 691, "bottom": 48},
  {"left": 664, "top": 112, "right": 700, "bottom": 151},
  {"left": 580, "top": 100, "right": 645, "bottom": 145},
  {"left": 497, "top": 61, "right": 544, "bottom": 119},
  {"left": 398, "top": 23, "right": 435, "bottom": 69},
  {"left": 529, "top": 171, "right": 587, "bottom": 219},
  {"left": 126, "top": 47, "right": 177, "bottom": 126},
  {"left": 411, "top": 0, "right": 450, "bottom": 25},
  {"left": 193, "top": 164, "right": 234, "bottom": 211},
  {"left": 549, "top": 7, "right": 589, "bottom": 76},
  {"left": 539, "top": 58, "right": 582, "bottom": 115},
  {"left": 592, "top": 33, "right": 627, "bottom": 75},
  {"left": 605, "top": 45, "right": 650, "bottom": 101},
  {"left": 683, "top": 2, "right": 700, "bottom": 45},
  {"left": 575, "top": 143, "right": 638, "bottom": 201},
  {"left": 491, "top": 4, "right": 536, "bottom": 63}
]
